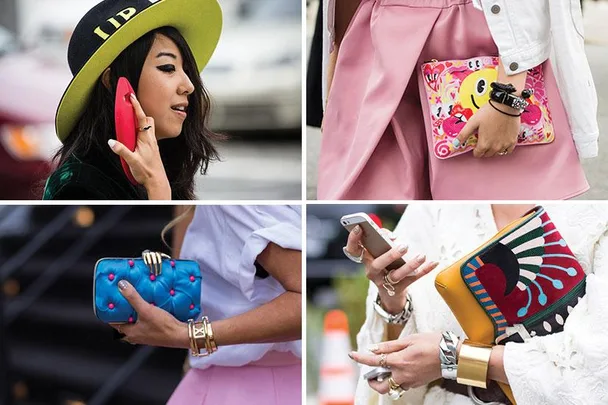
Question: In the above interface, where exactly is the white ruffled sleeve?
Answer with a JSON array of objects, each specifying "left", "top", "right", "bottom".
[
  {"left": 216, "top": 205, "right": 302, "bottom": 302},
  {"left": 503, "top": 227, "right": 608, "bottom": 404}
]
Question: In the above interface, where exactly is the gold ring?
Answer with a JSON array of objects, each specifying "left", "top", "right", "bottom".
[
  {"left": 378, "top": 353, "right": 388, "bottom": 368},
  {"left": 138, "top": 125, "right": 152, "bottom": 132},
  {"left": 384, "top": 271, "right": 400, "bottom": 286},
  {"left": 387, "top": 377, "right": 406, "bottom": 400}
]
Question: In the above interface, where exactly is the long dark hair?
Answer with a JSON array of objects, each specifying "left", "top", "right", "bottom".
[{"left": 51, "top": 26, "right": 222, "bottom": 200}]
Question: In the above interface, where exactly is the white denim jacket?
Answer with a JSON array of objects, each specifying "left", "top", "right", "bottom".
[{"left": 324, "top": 0, "right": 599, "bottom": 158}]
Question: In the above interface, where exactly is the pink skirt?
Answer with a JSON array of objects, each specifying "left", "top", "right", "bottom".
[
  {"left": 318, "top": 0, "right": 589, "bottom": 200},
  {"left": 166, "top": 351, "right": 301, "bottom": 405}
]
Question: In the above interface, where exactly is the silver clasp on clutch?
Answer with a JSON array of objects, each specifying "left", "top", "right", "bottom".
[{"left": 141, "top": 250, "right": 171, "bottom": 276}]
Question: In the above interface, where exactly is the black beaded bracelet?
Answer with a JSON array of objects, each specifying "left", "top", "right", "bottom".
[{"left": 488, "top": 100, "right": 522, "bottom": 117}]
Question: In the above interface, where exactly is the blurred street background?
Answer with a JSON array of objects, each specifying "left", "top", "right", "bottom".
[
  {"left": 0, "top": 205, "right": 189, "bottom": 405},
  {"left": 306, "top": 0, "right": 608, "bottom": 200},
  {"left": 0, "top": 0, "right": 302, "bottom": 200},
  {"left": 306, "top": 204, "right": 406, "bottom": 405}
]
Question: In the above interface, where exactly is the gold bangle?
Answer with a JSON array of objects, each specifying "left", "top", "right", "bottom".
[
  {"left": 187, "top": 319, "right": 198, "bottom": 355},
  {"left": 192, "top": 320, "right": 209, "bottom": 357},
  {"left": 456, "top": 340, "right": 493, "bottom": 389},
  {"left": 203, "top": 316, "right": 215, "bottom": 354},
  {"left": 205, "top": 318, "right": 217, "bottom": 352}
]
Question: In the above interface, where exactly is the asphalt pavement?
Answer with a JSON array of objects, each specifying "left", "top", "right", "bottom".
[{"left": 307, "top": 0, "right": 608, "bottom": 200}]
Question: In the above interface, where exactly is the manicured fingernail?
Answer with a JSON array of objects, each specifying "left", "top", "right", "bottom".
[
  {"left": 415, "top": 254, "right": 426, "bottom": 262},
  {"left": 398, "top": 244, "right": 408, "bottom": 253},
  {"left": 452, "top": 139, "right": 461, "bottom": 148},
  {"left": 118, "top": 280, "right": 128, "bottom": 290},
  {"left": 368, "top": 344, "right": 380, "bottom": 352},
  {"left": 348, "top": 352, "right": 354, "bottom": 359},
  {"left": 353, "top": 225, "right": 361, "bottom": 235},
  {"left": 429, "top": 261, "right": 440, "bottom": 267},
  {"left": 108, "top": 139, "right": 117, "bottom": 149},
  {"left": 129, "top": 93, "right": 136, "bottom": 99}
]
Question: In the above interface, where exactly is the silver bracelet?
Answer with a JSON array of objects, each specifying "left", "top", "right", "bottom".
[
  {"left": 373, "top": 292, "right": 413, "bottom": 325},
  {"left": 439, "top": 331, "right": 460, "bottom": 380}
]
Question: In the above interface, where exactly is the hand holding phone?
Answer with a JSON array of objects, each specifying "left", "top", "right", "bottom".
[
  {"left": 340, "top": 213, "right": 405, "bottom": 270},
  {"left": 362, "top": 366, "right": 392, "bottom": 381},
  {"left": 114, "top": 77, "right": 138, "bottom": 185}
]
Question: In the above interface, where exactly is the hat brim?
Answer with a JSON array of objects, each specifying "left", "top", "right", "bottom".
[{"left": 55, "top": 0, "right": 222, "bottom": 142}]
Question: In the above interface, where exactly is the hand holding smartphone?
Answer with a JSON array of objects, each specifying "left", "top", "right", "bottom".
[
  {"left": 362, "top": 365, "right": 392, "bottom": 381},
  {"left": 114, "top": 77, "right": 138, "bottom": 185},
  {"left": 340, "top": 213, "right": 405, "bottom": 270}
]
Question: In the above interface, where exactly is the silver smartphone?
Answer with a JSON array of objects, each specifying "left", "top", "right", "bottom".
[
  {"left": 362, "top": 366, "right": 392, "bottom": 381},
  {"left": 340, "top": 212, "right": 406, "bottom": 270}
]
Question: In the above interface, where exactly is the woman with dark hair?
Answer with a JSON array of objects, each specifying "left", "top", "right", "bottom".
[{"left": 43, "top": 0, "right": 223, "bottom": 200}]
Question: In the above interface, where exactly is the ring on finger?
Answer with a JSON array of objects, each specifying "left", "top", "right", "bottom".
[
  {"left": 388, "top": 377, "right": 406, "bottom": 400},
  {"left": 384, "top": 271, "right": 400, "bottom": 286},
  {"left": 378, "top": 353, "right": 388, "bottom": 368},
  {"left": 382, "top": 281, "right": 396, "bottom": 297},
  {"left": 342, "top": 246, "right": 364, "bottom": 264}
]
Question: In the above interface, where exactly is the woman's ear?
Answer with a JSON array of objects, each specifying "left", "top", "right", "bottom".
[{"left": 101, "top": 68, "right": 112, "bottom": 90}]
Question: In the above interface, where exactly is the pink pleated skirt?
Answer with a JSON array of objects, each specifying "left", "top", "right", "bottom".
[
  {"left": 318, "top": 0, "right": 589, "bottom": 200},
  {"left": 166, "top": 351, "right": 301, "bottom": 405}
]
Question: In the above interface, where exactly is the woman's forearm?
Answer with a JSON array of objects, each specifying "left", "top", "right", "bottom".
[
  {"left": 173, "top": 291, "right": 301, "bottom": 349},
  {"left": 212, "top": 291, "right": 301, "bottom": 345},
  {"left": 487, "top": 344, "right": 508, "bottom": 384}
]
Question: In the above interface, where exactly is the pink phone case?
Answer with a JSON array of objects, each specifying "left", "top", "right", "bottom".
[{"left": 114, "top": 77, "right": 138, "bottom": 185}]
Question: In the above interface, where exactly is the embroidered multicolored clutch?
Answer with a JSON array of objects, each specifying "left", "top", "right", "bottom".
[
  {"left": 435, "top": 206, "right": 586, "bottom": 404},
  {"left": 420, "top": 57, "right": 555, "bottom": 159}
]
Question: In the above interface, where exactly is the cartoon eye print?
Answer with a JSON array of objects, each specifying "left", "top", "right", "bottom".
[
  {"left": 475, "top": 78, "right": 488, "bottom": 96},
  {"left": 431, "top": 104, "right": 443, "bottom": 119},
  {"left": 467, "top": 58, "right": 483, "bottom": 71}
]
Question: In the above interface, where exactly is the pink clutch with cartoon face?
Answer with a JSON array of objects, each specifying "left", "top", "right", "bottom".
[{"left": 420, "top": 56, "right": 554, "bottom": 159}]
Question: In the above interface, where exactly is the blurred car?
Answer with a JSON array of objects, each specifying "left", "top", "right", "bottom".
[
  {"left": 0, "top": 42, "right": 68, "bottom": 199},
  {"left": 203, "top": 0, "right": 302, "bottom": 133}
]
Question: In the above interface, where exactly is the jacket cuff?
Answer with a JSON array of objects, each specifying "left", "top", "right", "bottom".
[
  {"left": 499, "top": 40, "right": 551, "bottom": 75},
  {"left": 573, "top": 136, "right": 599, "bottom": 159}
]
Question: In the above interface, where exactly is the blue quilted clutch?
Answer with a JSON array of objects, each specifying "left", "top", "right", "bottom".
[{"left": 93, "top": 254, "right": 202, "bottom": 324}]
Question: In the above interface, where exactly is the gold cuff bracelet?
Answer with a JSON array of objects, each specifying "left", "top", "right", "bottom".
[{"left": 456, "top": 340, "right": 493, "bottom": 389}]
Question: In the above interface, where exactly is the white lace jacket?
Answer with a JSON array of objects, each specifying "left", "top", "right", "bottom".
[{"left": 354, "top": 204, "right": 608, "bottom": 405}]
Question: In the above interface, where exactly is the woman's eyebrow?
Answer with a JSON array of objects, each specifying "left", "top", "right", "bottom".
[{"left": 156, "top": 52, "right": 177, "bottom": 59}]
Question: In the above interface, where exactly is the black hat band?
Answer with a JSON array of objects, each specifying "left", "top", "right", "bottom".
[{"left": 93, "top": 7, "right": 139, "bottom": 41}]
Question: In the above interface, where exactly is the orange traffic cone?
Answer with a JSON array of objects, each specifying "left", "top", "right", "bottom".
[{"left": 318, "top": 309, "right": 356, "bottom": 405}]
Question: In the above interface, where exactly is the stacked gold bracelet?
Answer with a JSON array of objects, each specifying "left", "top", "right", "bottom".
[
  {"left": 187, "top": 317, "right": 218, "bottom": 357},
  {"left": 456, "top": 340, "right": 493, "bottom": 389}
]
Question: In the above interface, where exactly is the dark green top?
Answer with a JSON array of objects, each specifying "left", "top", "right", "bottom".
[{"left": 43, "top": 154, "right": 146, "bottom": 200}]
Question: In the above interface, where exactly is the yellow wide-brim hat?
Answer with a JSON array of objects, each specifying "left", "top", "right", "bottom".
[{"left": 55, "top": 0, "right": 222, "bottom": 142}]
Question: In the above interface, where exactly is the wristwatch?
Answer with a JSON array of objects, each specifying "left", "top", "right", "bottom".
[
  {"left": 373, "top": 292, "right": 413, "bottom": 325},
  {"left": 439, "top": 331, "right": 460, "bottom": 380}
]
